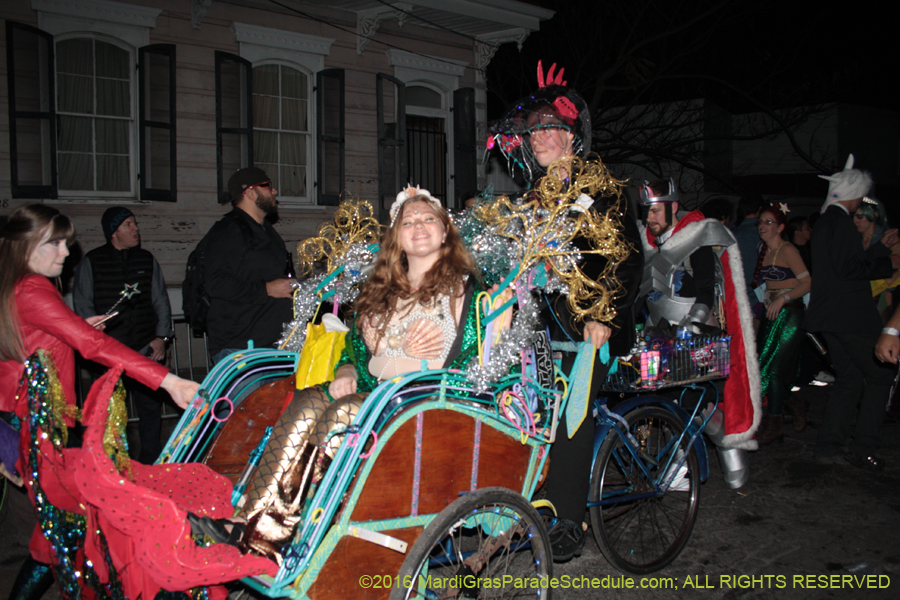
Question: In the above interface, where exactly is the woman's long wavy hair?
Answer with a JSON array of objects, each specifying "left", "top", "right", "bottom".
[
  {"left": 354, "top": 197, "right": 478, "bottom": 337},
  {"left": 0, "top": 204, "right": 75, "bottom": 361}
]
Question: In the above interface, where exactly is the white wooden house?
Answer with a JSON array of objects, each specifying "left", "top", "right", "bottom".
[{"left": 1, "top": 0, "right": 553, "bottom": 287}]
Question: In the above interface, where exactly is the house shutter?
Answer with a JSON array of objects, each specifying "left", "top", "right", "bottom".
[
  {"left": 139, "top": 44, "right": 177, "bottom": 201},
  {"left": 215, "top": 51, "right": 253, "bottom": 204},
  {"left": 376, "top": 73, "right": 406, "bottom": 222},
  {"left": 453, "top": 87, "right": 477, "bottom": 209},
  {"left": 6, "top": 21, "right": 57, "bottom": 199},
  {"left": 316, "top": 68, "right": 344, "bottom": 206}
]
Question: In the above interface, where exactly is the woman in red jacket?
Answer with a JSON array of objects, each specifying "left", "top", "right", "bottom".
[{"left": 0, "top": 204, "right": 199, "bottom": 599}]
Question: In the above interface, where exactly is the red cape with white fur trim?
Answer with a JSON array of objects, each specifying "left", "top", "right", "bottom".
[{"left": 642, "top": 210, "right": 761, "bottom": 449}]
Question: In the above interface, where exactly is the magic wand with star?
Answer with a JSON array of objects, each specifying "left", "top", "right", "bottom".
[{"left": 93, "top": 283, "right": 141, "bottom": 327}]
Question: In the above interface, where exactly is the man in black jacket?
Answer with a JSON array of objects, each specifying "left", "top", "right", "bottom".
[
  {"left": 74, "top": 206, "right": 174, "bottom": 463},
  {"left": 204, "top": 167, "right": 294, "bottom": 364},
  {"left": 489, "top": 62, "right": 644, "bottom": 562},
  {"left": 805, "top": 155, "right": 900, "bottom": 470}
]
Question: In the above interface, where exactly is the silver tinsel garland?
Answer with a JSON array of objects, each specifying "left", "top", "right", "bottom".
[
  {"left": 452, "top": 208, "right": 513, "bottom": 287},
  {"left": 278, "top": 242, "right": 378, "bottom": 352},
  {"left": 278, "top": 158, "right": 626, "bottom": 391},
  {"left": 464, "top": 285, "right": 543, "bottom": 391}
]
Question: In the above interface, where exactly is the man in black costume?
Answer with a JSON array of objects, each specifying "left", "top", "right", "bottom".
[
  {"left": 489, "top": 62, "right": 644, "bottom": 561},
  {"left": 805, "top": 155, "right": 900, "bottom": 470}
]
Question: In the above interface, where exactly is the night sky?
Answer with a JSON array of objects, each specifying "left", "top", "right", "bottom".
[
  {"left": 487, "top": 0, "right": 896, "bottom": 117},
  {"left": 484, "top": 0, "right": 897, "bottom": 206}
]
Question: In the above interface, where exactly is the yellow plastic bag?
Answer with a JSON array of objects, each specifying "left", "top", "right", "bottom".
[{"left": 295, "top": 322, "right": 346, "bottom": 389}]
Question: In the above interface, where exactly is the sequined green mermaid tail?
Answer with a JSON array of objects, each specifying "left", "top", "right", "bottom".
[{"left": 756, "top": 304, "right": 804, "bottom": 417}]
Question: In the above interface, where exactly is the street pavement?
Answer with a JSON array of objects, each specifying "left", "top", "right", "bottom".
[
  {"left": 2, "top": 383, "right": 898, "bottom": 599},
  {"left": 552, "top": 383, "right": 900, "bottom": 600}
]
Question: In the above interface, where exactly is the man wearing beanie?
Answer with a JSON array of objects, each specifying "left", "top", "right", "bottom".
[
  {"left": 804, "top": 155, "right": 900, "bottom": 471},
  {"left": 202, "top": 167, "right": 293, "bottom": 363},
  {"left": 73, "top": 206, "right": 175, "bottom": 463}
]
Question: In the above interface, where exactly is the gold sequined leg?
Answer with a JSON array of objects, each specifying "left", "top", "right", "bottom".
[
  {"left": 239, "top": 386, "right": 331, "bottom": 553},
  {"left": 309, "top": 394, "right": 366, "bottom": 483}
]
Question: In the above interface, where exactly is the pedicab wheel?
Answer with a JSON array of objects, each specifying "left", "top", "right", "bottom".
[
  {"left": 391, "top": 487, "right": 552, "bottom": 600},
  {"left": 588, "top": 405, "right": 700, "bottom": 575}
]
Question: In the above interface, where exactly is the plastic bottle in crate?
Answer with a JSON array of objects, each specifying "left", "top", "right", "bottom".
[{"left": 673, "top": 328, "right": 691, "bottom": 381}]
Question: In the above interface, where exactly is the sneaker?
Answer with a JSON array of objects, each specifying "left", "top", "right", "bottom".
[
  {"left": 812, "top": 370, "right": 835, "bottom": 384},
  {"left": 544, "top": 517, "right": 586, "bottom": 563},
  {"left": 663, "top": 448, "right": 691, "bottom": 491}
]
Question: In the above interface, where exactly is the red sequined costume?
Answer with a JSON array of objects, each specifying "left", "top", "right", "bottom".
[
  {"left": 0, "top": 275, "right": 169, "bottom": 565},
  {"left": 1, "top": 275, "right": 276, "bottom": 596}
]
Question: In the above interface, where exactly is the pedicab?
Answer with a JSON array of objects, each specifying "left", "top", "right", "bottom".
[
  {"left": 151, "top": 188, "right": 726, "bottom": 597},
  {"left": 153, "top": 318, "right": 728, "bottom": 598},
  {"left": 153, "top": 315, "right": 728, "bottom": 598}
]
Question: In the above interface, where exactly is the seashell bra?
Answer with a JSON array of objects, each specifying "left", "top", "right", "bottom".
[{"left": 364, "top": 293, "right": 459, "bottom": 380}]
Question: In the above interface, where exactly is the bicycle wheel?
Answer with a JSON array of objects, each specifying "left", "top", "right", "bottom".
[
  {"left": 391, "top": 487, "right": 552, "bottom": 600},
  {"left": 589, "top": 405, "right": 700, "bottom": 574}
]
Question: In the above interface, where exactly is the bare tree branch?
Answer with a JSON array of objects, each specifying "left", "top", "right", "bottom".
[{"left": 485, "top": 0, "right": 838, "bottom": 195}]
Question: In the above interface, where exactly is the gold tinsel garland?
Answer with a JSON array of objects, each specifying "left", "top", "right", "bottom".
[
  {"left": 295, "top": 198, "right": 383, "bottom": 277},
  {"left": 479, "top": 155, "right": 633, "bottom": 324},
  {"left": 32, "top": 351, "right": 132, "bottom": 478},
  {"left": 40, "top": 350, "right": 81, "bottom": 447},
  {"left": 103, "top": 379, "right": 133, "bottom": 479}
]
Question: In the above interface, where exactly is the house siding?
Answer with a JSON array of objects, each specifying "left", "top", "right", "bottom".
[{"left": 1, "top": 0, "right": 483, "bottom": 290}]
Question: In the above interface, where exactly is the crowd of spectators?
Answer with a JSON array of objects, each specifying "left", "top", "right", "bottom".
[{"left": 701, "top": 155, "right": 898, "bottom": 471}]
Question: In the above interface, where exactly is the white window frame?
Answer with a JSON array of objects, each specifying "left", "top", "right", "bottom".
[
  {"left": 406, "top": 83, "right": 447, "bottom": 118},
  {"left": 385, "top": 49, "right": 467, "bottom": 204},
  {"left": 250, "top": 61, "right": 314, "bottom": 205},
  {"left": 33, "top": 0, "right": 159, "bottom": 203},
  {"left": 232, "top": 22, "right": 334, "bottom": 207},
  {"left": 54, "top": 33, "right": 138, "bottom": 198},
  {"left": 405, "top": 82, "right": 448, "bottom": 200}
]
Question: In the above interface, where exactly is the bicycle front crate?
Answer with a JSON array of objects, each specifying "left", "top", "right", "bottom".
[{"left": 603, "top": 333, "right": 731, "bottom": 392}]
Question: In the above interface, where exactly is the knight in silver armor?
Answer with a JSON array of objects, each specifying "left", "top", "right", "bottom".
[
  {"left": 638, "top": 178, "right": 734, "bottom": 333},
  {"left": 637, "top": 178, "right": 762, "bottom": 485}
]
